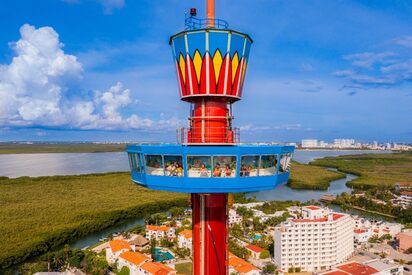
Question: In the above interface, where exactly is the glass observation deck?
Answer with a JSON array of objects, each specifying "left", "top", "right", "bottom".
[{"left": 127, "top": 143, "right": 294, "bottom": 193}]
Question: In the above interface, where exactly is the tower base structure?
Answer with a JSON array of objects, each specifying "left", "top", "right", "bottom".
[{"left": 192, "top": 193, "right": 228, "bottom": 275}]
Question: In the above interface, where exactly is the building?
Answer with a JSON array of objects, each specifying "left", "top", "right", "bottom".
[
  {"left": 177, "top": 229, "right": 192, "bottom": 252},
  {"left": 138, "top": 261, "right": 177, "bottom": 275},
  {"left": 397, "top": 231, "right": 412, "bottom": 252},
  {"left": 106, "top": 240, "right": 132, "bottom": 264},
  {"left": 320, "top": 260, "right": 403, "bottom": 275},
  {"left": 302, "top": 139, "right": 318, "bottom": 148},
  {"left": 246, "top": 244, "right": 266, "bottom": 260},
  {"left": 145, "top": 225, "right": 176, "bottom": 241},
  {"left": 274, "top": 206, "right": 354, "bottom": 272},
  {"left": 118, "top": 251, "right": 150, "bottom": 275},
  {"left": 333, "top": 139, "right": 355, "bottom": 148},
  {"left": 228, "top": 253, "right": 260, "bottom": 275},
  {"left": 354, "top": 228, "right": 372, "bottom": 243},
  {"left": 130, "top": 235, "right": 149, "bottom": 251},
  {"left": 229, "top": 208, "right": 243, "bottom": 225},
  {"left": 395, "top": 182, "right": 412, "bottom": 191}
]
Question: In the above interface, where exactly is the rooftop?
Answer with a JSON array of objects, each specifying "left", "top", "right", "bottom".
[
  {"left": 178, "top": 229, "right": 192, "bottom": 239},
  {"left": 246, "top": 244, "right": 265, "bottom": 253},
  {"left": 119, "top": 251, "right": 150, "bottom": 266},
  {"left": 228, "top": 253, "right": 259, "bottom": 273},
  {"left": 336, "top": 262, "right": 378, "bottom": 275},
  {"left": 109, "top": 239, "right": 131, "bottom": 253},
  {"left": 146, "top": 225, "right": 171, "bottom": 232}
]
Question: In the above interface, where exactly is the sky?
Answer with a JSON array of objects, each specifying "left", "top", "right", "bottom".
[{"left": 0, "top": 0, "right": 412, "bottom": 143}]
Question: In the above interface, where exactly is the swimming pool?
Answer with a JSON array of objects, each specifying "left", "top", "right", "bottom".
[{"left": 154, "top": 248, "right": 175, "bottom": 262}]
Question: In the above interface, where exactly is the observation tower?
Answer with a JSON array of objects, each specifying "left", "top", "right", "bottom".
[{"left": 127, "top": 1, "right": 294, "bottom": 274}]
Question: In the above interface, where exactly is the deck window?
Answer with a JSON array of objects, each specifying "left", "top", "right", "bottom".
[
  {"left": 240, "top": 155, "right": 259, "bottom": 177},
  {"left": 145, "top": 155, "right": 164, "bottom": 176},
  {"left": 164, "top": 155, "right": 184, "bottom": 177},
  {"left": 279, "top": 153, "right": 292, "bottom": 173},
  {"left": 128, "top": 153, "right": 141, "bottom": 173},
  {"left": 212, "top": 156, "right": 236, "bottom": 178},
  {"left": 187, "top": 156, "right": 212, "bottom": 177},
  {"left": 259, "top": 155, "right": 277, "bottom": 176}
]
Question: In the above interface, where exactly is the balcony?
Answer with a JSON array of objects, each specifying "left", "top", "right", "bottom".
[
  {"left": 185, "top": 16, "right": 229, "bottom": 30},
  {"left": 176, "top": 127, "right": 240, "bottom": 144}
]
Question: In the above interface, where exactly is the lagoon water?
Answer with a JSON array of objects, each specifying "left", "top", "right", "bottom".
[
  {"left": 0, "top": 149, "right": 390, "bottom": 249},
  {"left": 0, "top": 149, "right": 389, "bottom": 178}
]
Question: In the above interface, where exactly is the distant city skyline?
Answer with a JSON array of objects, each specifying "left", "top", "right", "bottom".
[{"left": 1, "top": 0, "right": 412, "bottom": 142}]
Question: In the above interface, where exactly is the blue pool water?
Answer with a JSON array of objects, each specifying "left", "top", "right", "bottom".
[{"left": 154, "top": 248, "right": 174, "bottom": 262}]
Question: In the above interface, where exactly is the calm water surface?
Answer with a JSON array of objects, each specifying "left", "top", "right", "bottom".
[{"left": 0, "top": 149, "right": 390, "bottom": 178}]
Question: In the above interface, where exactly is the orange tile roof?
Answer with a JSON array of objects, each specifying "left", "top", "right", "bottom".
[
  {"left": 178, "top": 229, "right": 192, "bottom": 239},
  {"left": 228, "top": 254, "right": 258, "bottom": 274},
  {"left": 140, "top": 261, "right": 175, "bottom": 275},
  {"left": 397, "top": 182, "right": 412, "bottom": 187},
  {"left": 354, "top": 229, "right": 367, "bottom": 234},
  {"left": 246, "top": 244, "right": 265, "bottom": 253},
  {"left": 336, "top": 262, "right": 379, "bottom": 275},
  {"left": 401, "top": 191, "right": 412, "bottom": 196},
  {"left": 109, "top": 240, "right": 131, "bottom": 253},
  {"left": 305, "top": 206, "right": 321, "bottom": 210},
  {"left": 332, "top": 213, "right": 345, "bottom": 220},
  {"left": 323, "top": 271, "right": 349, "bottom": 275},
  {"left": 146, "top": 225, "right": 171, "bottom": 232},
  {"left": 119, "top": 251, "right": 150, "bottom": 266}
]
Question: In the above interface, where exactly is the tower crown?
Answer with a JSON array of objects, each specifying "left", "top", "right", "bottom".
[{"left": 169, "top": 14, "right": 252, "bottom": 103}]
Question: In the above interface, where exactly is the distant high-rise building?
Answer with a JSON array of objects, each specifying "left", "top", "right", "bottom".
[
  {"left": 274, "top": 206, "right": 354, "bottom": 272},
  {"left": 333, "top": 139, "right": 355, "bottom": 148},
  {"left": 302, "top": 139, "right": 318, "bottom": 148}
]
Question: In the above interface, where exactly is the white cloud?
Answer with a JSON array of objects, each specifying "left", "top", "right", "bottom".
[
  {"left": 394, "top": 36, "right": 412, "bottom": 49},
  {"left": 0, "top": 24, "right": 181, "bottom": 132}
]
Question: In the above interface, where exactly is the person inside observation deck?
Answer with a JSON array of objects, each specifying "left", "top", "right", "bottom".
[
  {"left": 200, "top": 164, "right": 209, "bottom": 177},
  {"left": 213, "top": 164, "right": 222, "bottom": 177},
  {"left": 224, "top": 164, "right": 232, "bottom": 177}
]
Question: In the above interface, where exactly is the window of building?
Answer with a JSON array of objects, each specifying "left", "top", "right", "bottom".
[
  {"left": 187, "top": 156, "right": 212, "bottom": 177},
  {"left": 164, "top": 155, "right": 183, "bottom": 177},
  {"left": 213, "top": 156, "right": 236, "bottom": 177},
  {"left": 259, "top": 155, "right": 277, "bottom": 176},
  {"left": 279, "top": 153, "right": 292, "bottom": 173},
  {"left": 145, "top": 155, "right": 164, "bottom": 176},
  {"left": 240, "top": 155, "right": 259, "bottom": 177}
]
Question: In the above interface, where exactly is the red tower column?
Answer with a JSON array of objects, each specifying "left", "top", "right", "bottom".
[{"left": 190, "top": 99, "right": 230, "bottom": 275}]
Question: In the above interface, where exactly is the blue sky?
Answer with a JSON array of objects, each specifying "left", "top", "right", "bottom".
[{"left": 0, "top": 0, "right": 411, "bottom": 142}]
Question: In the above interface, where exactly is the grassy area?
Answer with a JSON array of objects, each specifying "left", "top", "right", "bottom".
[
  {"left": 310, "top": 152, "right": 412, "bottom": 189},
  {"left": 0, "top": 172, "right": 187, "bottom": 269},
  {"left": 288, "top": 161, "right": 346, "bottom": 190},
  {"left": 0, "top": 143, "right": 125, "bottom": 154},
  {"left": 175, "top": 262, "right": 192, "bottom": 275}
]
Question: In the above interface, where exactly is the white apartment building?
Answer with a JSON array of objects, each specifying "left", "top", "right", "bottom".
[
  {"left": 274, "top": 206, "right": 354, "bottom": 272},
  {"left": 354, "top": 228, "right": 372, "bottom": 243},
  {"left": 145, "top": 225, "right": 176, "bottom": 241},
  {"left": 302, "top": 139, "right": 318, "bottom": 148},
  {"left": 229, "top": 208, "right": 243, "bottom": 225},
  {"left": 333, "top": 139, "right": 355, "bottom": 148},
  {"left": 177, "top": 229, "right": 192, "bottom": 252}
]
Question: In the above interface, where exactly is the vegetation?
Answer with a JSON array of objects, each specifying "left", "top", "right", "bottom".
[
  {"left": 0, "top": 143, "right": 125, "bottom": 154},
  {"left": 254, "top": 201, "right": 298, "bottom": 214},
  {"left": 0, "top": 172, "right": 187, "bottom": 269},
  {"left": 334, "top": 192, "right": 412, "bottom": 223},
  {"left": 259, "top": 250, "right": 270, "bottom": 259},
  {"left": 310, "top": 152, "right": 412, "bottom": 189},
  {"left": 288, "top": 161, "right": 346, "bottom": 190},
  {"left": 175, "top": 262, "right": 192, "bottom": 275},
  {"left": 229, "top": 239, "right": 249, "bottom": 259},
  {"left": 262, "top": 263, "right": 276, "bottom": 275}
]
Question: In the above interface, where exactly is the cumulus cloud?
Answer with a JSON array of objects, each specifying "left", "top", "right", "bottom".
[
  {"left": 0, "top": 24, "right": 179, "bottom": 131},
  {"left": 334, "top": 40, "right": 412, "bottom": 89}
]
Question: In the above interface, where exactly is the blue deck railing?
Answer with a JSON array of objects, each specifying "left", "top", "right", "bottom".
[{"left": 185, "top": 17, "right": 229, "bottom": 30}]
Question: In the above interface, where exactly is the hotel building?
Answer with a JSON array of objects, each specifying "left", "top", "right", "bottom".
[{"left": 274, "top": 206, "right": 354, "bottom": 272}]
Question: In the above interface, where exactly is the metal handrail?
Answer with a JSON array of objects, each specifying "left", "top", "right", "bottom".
[
  {"left": 176, "top": 127, "right": 240, "bottom": 144},
  {"left": 185, "top": 17, "right": 229, "bottom": 30}
]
